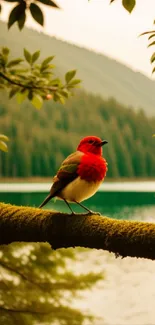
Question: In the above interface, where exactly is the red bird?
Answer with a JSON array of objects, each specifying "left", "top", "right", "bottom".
[{"left": 39, "top": 136, "right": 108, "bottom": 214}]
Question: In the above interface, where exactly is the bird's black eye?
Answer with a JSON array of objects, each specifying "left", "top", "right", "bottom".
[{"left": 88, "top": 140, "right": 94, "bottom": 144}]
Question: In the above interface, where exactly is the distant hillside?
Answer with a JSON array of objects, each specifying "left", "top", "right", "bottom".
[
  {"left": 0, "top": 21, "right": 155, "bottom": 116},
  {"left": 1, "top": 90, "right": 155, "bottom": 178}
]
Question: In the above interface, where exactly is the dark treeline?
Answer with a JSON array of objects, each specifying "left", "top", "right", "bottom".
[{"left": 1, "top": 90, "right": 155, "bottom": 178}]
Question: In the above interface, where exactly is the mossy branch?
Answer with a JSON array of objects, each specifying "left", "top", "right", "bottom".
[{"left": 0, "top": 202, "right": 155, "bottom": 260}]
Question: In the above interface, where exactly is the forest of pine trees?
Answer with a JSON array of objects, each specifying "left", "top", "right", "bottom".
[{"left": 1, "top": 89, "right": 155, "bottom": 179}]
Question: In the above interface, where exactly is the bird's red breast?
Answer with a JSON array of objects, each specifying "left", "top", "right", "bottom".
[{"left": 77, "top": 153, "right": 107, "bottom": 182}]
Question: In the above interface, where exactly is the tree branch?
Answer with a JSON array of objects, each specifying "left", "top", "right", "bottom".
[
  {"left": 0, "top": 202, "right": 155, "bottom": 260},
  {"left": 0, "top": 260, "right": 95, "bottom": 291},
  {"left": 0, "top": 71, "right": 57, "bottom": 91},
  {"left": 0, "top": 305, "right": 64, "bottom": 315},
  {"left": 0, "top": 260, "right": 44, "bottom": 290},
  {"left": 0, "top": 305, "right": 87, "bottom": 320}
]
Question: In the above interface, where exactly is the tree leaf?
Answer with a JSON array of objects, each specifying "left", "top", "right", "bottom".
[
  {"left": 0, "top": 134, "right": 9, "bottom": 142},
  {"left": 59, "top": 96, "right": 65, "bottom": 105},
  {"left": 24, "top": 48, "right": 32, "bottom": 64},
  {"left": 28, "top": 90, "right": 33, "bottom": 100},
  {"left": 148, "top": 41, "right": 155, "bottom": 48},
  {"left": 31, "top": 94, "right": 43, "bottom": 109},
  {"left": 53, "top": 92, "right": 65, "bottom": 104},
  {"left": 150, "top": 53, "right": 155, "bottom": 64},
  {"left": 0, "top": 141, "right": 8, "bottom": 152},
  {"left": 7, "top": 58, "right": 23, "bottom": 68},
  {"left": 65, "top": 70, "right": 76, "bottom": 83},
  {"left": 8, "top": 2, "right": 26, "bottom": 29},
  {"left": 2, "top": 47, "right": 10, "bottom": 56},
  {"left": 9, "top": 87, "right": 20, "bottom": 98},
  {"left": 60, "top": 89, "right": 70, "bottom": 98},
  {"left": 16, "top": 91, "right": 28, "bottom": 104},
  {"left": 36, "top": 0, "right": 59, "bottom": 8},
  {"left": 29, "top": 3, "right": 44, "bottom": 26},
  {"left": 122, "top": 0, "right": 135, "bottom": 13},
  {"left": 53, "top": 93, "right": 59, "bottom": 101},
  {"left": 9, "top": 68, "right": 28, "bottom": 76},
  {"left": 17, "top": 10, "right": 26, "bottom": 30},
  {"left": 41, "top": 64, "right": 55, "bottom": 72},
  {"left": 41, "top": 56, "right": 55, "bottom": 67},
  {"left": 32, "top": 50, "right": 40, "bottom": 64},
  {"left": 152, "top": 66, "right": 155, "bottom": 74},
  {"left": 140, "top": 30, "right": 155, "bottom": 37},
  {"left": 42, "top": 70, "right": 53, "bottom": 76},
  {"left": 148, "top": 34, "right": 155, "bottom": 41},
  {"left": 68, "top": 79, "right": 81, "bottom": 87},
  {"left": 49, "top": 78, "right": 61, "bottom": 86}
]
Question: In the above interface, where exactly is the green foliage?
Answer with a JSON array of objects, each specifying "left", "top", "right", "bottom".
[
  {"left": 65, "top": 70, "right": 76, "bottom": 83},
  {"left": 8, "top": 1, "right": 26, "bottom": 30},
  {"left": 110, "top": 0, "right": 136, "bottom": 13},
  {"left": 29, "top": 3, "right": 44, "bottom": 26},
  {"left": 122, "top": 0, "right": 135, "bottom": 13},
  {"left": 24, "top": 48, "right": 32, "bottom": 64},
  {"left": 1, "top": 0, "right": 137, "bottom": 31},
  {"left": 31, "top": 93, "right": 43, "bottom": 109},
  {"left": 1, "top": 0, "right": 59, "bottom": 30},
  {"left": 1, "top": 90, "right": 155, "bottom": 178},
  {"left": 140, "top": 24, "right": 155, "bottom": 75},
  {"left": 0, "top": 41, "right": 80, "bottom": 152},
  {"left": 0, "top": 47, "right": 81, "bottom": 109},
  {"left": 0, "top": 243, "right": 102, "bottom": 324}
]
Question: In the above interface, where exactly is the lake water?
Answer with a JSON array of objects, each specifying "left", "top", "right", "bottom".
[{"left": 1, "top": 181, "right": 155, "bottom": 324}]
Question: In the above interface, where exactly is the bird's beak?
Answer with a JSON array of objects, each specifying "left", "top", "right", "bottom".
[{"left": 97, "top": 140, "right": 108, "bottom": 147}]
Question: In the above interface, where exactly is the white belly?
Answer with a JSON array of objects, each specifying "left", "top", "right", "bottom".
[{"left": 58, "top": 176, "right": 102, "bottom": 202}]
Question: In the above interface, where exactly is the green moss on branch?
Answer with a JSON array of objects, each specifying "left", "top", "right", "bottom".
[{"left": 0, "top": 202, "right": 155, "bottom": 260}]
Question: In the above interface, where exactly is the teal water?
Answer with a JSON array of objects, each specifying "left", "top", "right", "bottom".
[{"left": 1, "top": 183, "right": 155, "bottom": 221}]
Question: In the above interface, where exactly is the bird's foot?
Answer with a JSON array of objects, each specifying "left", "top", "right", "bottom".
[
  {"left": 87, "top": 210, "right": 101, "bottom": 216},
  {"left": 70, "top": 211, "right": 89, "bottom": 216},
  {"left": 70, "top": 211, "right": 78, "bottom": 216}
]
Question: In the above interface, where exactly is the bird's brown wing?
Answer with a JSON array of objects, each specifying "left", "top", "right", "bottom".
[{"left": 50, "top": 151, "right": 83, "bottom": 197}]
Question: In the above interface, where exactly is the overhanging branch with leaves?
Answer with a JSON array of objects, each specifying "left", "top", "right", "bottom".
[
  {"left": 0, "top": 47, "right": 81, "bottom": 109},
  {"left": 0, "top": 202, "right": 155, "bottom": 260},
  {"left": 0, "top": 0, "right": 136, "bottom": 32}
]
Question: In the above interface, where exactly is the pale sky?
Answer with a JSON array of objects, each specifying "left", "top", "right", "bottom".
[{"left": 1, "top": 0, "right": 155, "bottom": 78}]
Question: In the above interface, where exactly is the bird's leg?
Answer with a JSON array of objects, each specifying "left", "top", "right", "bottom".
[
  {"left": 74, "top": 201, "right": 101, "bottom": 215},
  {"left": 63, "top": 199, "right": 76, "bottom": 215}
]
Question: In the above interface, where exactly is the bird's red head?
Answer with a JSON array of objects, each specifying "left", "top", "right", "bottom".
[{"left": 77, "top": 136, "right": 108, "bottom": 156}]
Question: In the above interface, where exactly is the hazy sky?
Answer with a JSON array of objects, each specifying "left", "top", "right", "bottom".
[{"left": 1, "top": 0, "right": 155, "bottom": 78}]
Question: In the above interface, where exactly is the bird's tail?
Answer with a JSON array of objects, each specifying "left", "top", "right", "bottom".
[{"left": 39, "top": 193, "right": 53, "bottom": 208}]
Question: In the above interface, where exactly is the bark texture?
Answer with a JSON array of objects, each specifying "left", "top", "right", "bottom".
[{"left": 0, "top": 202, "right": 155, "bottom": 260}]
